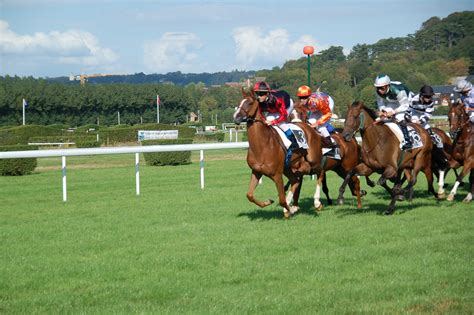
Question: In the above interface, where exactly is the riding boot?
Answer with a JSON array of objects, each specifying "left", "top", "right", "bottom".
[
  {"left": 427, "top": 128, "right": 443, "bottom": 149},
  {"left": 399, "top": 121, "right": 413, "bottom": 150},
  {"left": 321, "top": 136, "right": 337, "bottom": 148},
  {"left": 284, "top": 129, "right": 299, "bottom": 150}
]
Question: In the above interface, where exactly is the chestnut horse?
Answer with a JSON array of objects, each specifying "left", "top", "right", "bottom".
[
  {"left": 233, "top": 88, "right": 325, "bottom": 218},
  {"left": 341, "top": 101, "right": 437, "bottom": 215},
  {"left": 446, "top": 102, "right": 473, "bottom": 202},
  {"left": 292, "top": 101, "right": 366, "bottom": 208}
]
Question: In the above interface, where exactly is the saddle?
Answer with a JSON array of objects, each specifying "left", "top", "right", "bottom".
[
  {"left": 384, "top": 122, "right": 423, "bottom": 150},
  {"left": 273, "top": 124, "right": 308, "bottom": 150}
]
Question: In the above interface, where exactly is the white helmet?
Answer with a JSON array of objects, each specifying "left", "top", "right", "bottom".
[
  {"left": 374, "top": 74, "right": 391, "bottom": 87},
  {"left": 453, "top": 79, "right": 472, "bottom": 92}
]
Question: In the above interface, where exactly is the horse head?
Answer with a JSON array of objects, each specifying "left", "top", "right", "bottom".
[
  {"left": 233, "top": 87, "right": 259, "bottom": 125},
  {"left": 342, "top": 101, "right": 364, "bottom": 142},
  {"left": 448, "top": 102, "right": 467, "bottom": 139}
]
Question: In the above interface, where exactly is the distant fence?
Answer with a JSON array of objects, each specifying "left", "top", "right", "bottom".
[{"left": 0, "top": 142, "right": 249, "bottom": 202}]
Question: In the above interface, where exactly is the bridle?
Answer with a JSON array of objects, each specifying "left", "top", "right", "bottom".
[
  {"left": 449, "top": 106, "right": 468, "bottom": 140},
  {"left": 235, "top": 97, "right": 258, "bottom": 123}
]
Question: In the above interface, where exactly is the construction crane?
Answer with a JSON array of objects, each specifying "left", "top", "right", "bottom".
[{"left": 69, "top": 73, "right": 117, "bottom": 86}]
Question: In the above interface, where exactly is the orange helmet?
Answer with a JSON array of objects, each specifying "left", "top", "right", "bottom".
[{"left": 297, "top": 85, "right": 312, "bottom": 97}]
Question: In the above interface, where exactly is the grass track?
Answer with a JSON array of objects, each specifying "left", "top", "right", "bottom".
[{"left": 1, "top": 152, "right": 473, "bottom": 313}]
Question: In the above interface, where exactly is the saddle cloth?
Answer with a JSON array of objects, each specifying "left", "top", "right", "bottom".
[
  {"left": 384, "top": 122, "right": 423, "bottom": 150},
  {"left": 273, "top": 124, "right": 309, "bottom": 150}
]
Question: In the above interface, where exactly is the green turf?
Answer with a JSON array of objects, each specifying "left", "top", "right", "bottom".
[{"left": 0, "top": 152, "right": 473, "bottom": 313}]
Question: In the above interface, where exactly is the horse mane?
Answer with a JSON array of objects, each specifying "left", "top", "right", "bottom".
[{"left": 351, "top": 101, "right": 378, "bottom": 121}]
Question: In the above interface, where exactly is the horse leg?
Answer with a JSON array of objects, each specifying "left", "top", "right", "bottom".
[
  {"left": 322, "top": 174, "right": 332, "bottom": 205},
  {"left": 313, "top": 172, "right": 325, "bottom": 212},
  {"left": 384, "top": 183, "right": 402, "bottom": 215},
  {"left": 246, "top": 172, "right": 274, "bottom": 208},
  {"left": 365, "top": 176, "right": 376, "bottom": 187},
  {"left": 349, "top": 175, "right": 363, "bottom": 209},
  {"left": 436, "top": 169, "right": 446, "bottom": 198},
  {"left": 272, "top": 174, "right": 293, "bottom": 218},
  {"left": 337, "top": 171, "right": 352, "bottom": 205},
  {"left": 464, "top": 169, "right": 474, "bottom": 203},
  {"left": 289, "top": 176, "right": 303, "bottom": 214},
  {"left": 448, "top": 165, "right": 472, "bottom": 202}
]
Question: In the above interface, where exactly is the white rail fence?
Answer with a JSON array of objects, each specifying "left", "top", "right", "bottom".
[{"left": 0, "top": 142, "right": 249, "bottom": 202}]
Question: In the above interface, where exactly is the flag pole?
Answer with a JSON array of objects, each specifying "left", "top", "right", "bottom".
[
  {"left": 22, "top": 98, "right": 26, "bottom": 125},
  {"left": 157, "top": 94, "right": 160, "bottom": 124}
]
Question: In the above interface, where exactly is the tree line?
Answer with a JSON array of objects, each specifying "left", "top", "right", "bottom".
[{"left": 0, "top": 11, "right": 472, "bottom": 127}]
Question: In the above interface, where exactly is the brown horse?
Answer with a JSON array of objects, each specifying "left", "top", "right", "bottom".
[
  {"left": 446, "top": 102, "right": 473, "bottom": 202},
  {"left": 430, "top": 127, "right": 461, "bottom": 198},
  {"left": 341, "top": 101, "right": 437, "bottom": 215},
  {"left": 233, "top": 88, "right": 325, "bottom": 218},
  {"left": 292, "top": 101, "right": 366, "bottom": 208}
]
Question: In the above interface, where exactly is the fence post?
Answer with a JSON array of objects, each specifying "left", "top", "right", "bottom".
[
  {"left": 200, "top": 150, "right": 204, "bottom": 189},
  {"left": 62, "top": 156, "right": 67, "bottom": 202},
  {"left": 135, "top": 153, "right": 140, "bottom": 196}
]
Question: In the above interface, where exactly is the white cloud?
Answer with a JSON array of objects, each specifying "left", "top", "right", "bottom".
[
  {"left": 144, "top": 32, "right": 203, "bottom": 73},
  {"left": 0, "top": 19, "right": 119, "bottom": 67},
  {"left": 232, "top": 26, "right": 327, "bottom": 69}
]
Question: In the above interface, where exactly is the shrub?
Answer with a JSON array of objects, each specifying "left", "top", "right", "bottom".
[
  {"left": 0, "top": 125, "right": 63, "bottom": 145},
  {"left": 142, "top": 138, "right": 193, "bottom": 166},
  {"left": 75, "top": 140, "right": 101, "bottom": 148},
  {"left": 0, "top": 145, "right": 38, "bottom": 176},
  {"left": 193, "top": 132, "right": 225, "bottom": 143}
]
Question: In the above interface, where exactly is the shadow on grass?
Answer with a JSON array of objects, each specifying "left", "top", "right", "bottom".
[
  {"left": 236, "top": 186, "right": 460, "bottom": 220},
  {"left": 236, "top": 197, "right": 322, "bottom": 220}
]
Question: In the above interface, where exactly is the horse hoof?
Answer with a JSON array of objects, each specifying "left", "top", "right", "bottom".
[
  {"left": 314, "top": 204, "right": 323, "bottom": 212},
  {"left": 396, "top": 194, "right": 405, "bottom": 201},
  {"left": 446, "top": 194, "right": 455, "bottom": 202},
  {"left": 337, "top": 198, "right": 344, "bottom": 205},
  {"left": 384, "top": 210, "right": 394, "bottom": 215},
  {"left": 437, "top": 192, "right": 446, "bottom": 199},
  {"left": 290, "top": 206, "right": 300, "bottom": 214},
  {"left": 360, "top": 190, "right": 367, "bottom": 197},
  {"left": 462, "top": 193, "right": 472, "bottom": 203},
  {"left": 283, "top": 210, "right": 291, "bottom": 219}
]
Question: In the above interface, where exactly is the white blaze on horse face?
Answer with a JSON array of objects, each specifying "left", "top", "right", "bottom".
[{"left": 233, "top": 99, "right": 247, "bottom": 121}]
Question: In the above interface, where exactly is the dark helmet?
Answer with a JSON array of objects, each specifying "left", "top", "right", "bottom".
[
  {"left": 419, "top": 85, "right": 434, "bottom": 97},
  {"left": 253, "top": 81, "right": 271, "bottom": 92}
]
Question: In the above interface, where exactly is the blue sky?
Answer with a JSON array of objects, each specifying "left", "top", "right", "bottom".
[{"left": 1, "top": 0, "right": 473, "bottom": 78}]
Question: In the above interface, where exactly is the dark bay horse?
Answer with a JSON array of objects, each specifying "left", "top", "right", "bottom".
[
  {"left": 292, "top": 101, "right": 366, "bottom": 208},
  {"left": 342, "top": 101, "right": 437, "bottom": 214},
  {"left": 233, "top": 88, "right": 325, "bottom": 218},
  {"left": 430, "top": 127, "right": 461, "bottom": 198},
  {"left": 446, "top": 102, "right": 473, "bottom": 202}
]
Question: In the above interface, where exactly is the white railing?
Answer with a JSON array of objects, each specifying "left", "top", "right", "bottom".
[{"left": 0, "top": 142, "right": 249, "bottom": 202}]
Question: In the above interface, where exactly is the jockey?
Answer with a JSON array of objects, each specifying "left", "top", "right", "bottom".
[
  {"left": 254, "top": 81, "right": 297, "bottom": 165},
  {"left": 406, "top": 85, "right": 448, "bottom": 165},
  {"left": 453, "top": 79, "right": 474, "bottom": 124},
  {"left": 374, "top": 74, "right": 415, "bottom": 150},
  {"left": 296, "top": 85, "right": 337, "bottom": 149}
]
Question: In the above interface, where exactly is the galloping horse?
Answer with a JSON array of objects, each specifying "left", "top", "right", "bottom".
[
  {"left": 446, "top": 102, "right": 473, "bottom": 202},
  {"left": 292, "top": 101, "right": 366, "bottom": 208},
  {"left": 342, "top": 101, "right": 437, "bottom": 215},
  {"left": 233, "top": 88, "right": 325, "bottom": 218},
  {"left": 430, "top": 127, "right": 461, "bottom": 198}
]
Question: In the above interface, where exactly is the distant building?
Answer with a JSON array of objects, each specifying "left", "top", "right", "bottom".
[
  {"left": 432, "top": 85, "right": 458, "bottom": 106},
  {"left": 224, "top": 82, "right": 243, "bottom": 88},
  {"left": 188, "top": 112, "right": 198, "bottom": 122}
]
